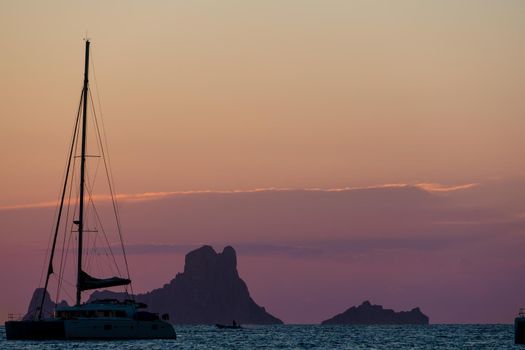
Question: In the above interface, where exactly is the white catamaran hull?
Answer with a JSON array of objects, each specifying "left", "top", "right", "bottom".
[
  {"left": 64, "top": 318, "right": 176, "bottom": 339},
  {"left": 5, "top": 318, "right": 176, "bottom": 340}
]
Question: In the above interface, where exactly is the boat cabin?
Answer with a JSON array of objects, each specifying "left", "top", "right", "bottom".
[{"left": 55, "top": 299, "right": 150, "bottom": 320}]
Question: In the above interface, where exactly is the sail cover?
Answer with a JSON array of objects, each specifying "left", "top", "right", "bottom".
[{"left": 78, "top": 270, "right": 131, "bottom": 291}]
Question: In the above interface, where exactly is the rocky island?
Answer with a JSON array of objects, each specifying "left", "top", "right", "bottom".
[
  {"left": 321, "top": 301, "right": 429, "bottom": 325},
  {"left": 23, "top": 245, "right": 282, "bottom": 325}
]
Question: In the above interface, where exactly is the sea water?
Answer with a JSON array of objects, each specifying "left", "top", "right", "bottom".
[{"left": 0, "top": 324, "right": 520, "bottom": 349}]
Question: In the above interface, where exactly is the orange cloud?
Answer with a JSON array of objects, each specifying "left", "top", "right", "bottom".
[
  {"left": 0, "top": 182, "right": 477, "bottom": 211},
  {"left": 414, "top": 182, "right": 478, "bottom": 193}
]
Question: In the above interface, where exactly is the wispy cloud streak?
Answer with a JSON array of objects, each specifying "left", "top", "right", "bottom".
[
  {"left": 0, "top": 182, "right": 478, "bottom": 211},
  {"left": 415, "top": 183, "right": 478, "bottom": 193}
]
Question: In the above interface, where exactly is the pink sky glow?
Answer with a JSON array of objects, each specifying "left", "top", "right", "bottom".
[{"left": 1, "top": 1, "right": 524, "bottom": 325}]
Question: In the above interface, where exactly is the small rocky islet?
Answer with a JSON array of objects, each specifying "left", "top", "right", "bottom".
[{"left": 322, "top": 300, "right": 429, "bottom": 325}]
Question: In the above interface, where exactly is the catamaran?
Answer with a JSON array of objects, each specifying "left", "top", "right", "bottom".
[{"left": 5, "top": 40, "right": 176, "bottom": 340}]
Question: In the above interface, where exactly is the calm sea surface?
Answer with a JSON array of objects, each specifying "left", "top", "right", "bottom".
[{"left": 0, "top": 324, "right": 521, "bottom": 349}]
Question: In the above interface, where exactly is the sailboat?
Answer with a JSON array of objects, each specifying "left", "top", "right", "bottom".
[{"left": 5, "top": 40, "right": 176, "bottom": 340}]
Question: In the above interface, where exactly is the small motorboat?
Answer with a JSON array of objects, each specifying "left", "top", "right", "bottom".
[{"left": 216, "top": 322, "right": 242, "bottom": 329}]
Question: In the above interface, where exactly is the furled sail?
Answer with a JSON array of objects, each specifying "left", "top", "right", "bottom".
[{"left": 78, "top": 270, "right": 131, "bottom": 291}]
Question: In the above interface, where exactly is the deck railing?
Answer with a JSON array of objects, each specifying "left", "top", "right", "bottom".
[{"left": 7, "top": 313, "right": 23, "bottom": 321}]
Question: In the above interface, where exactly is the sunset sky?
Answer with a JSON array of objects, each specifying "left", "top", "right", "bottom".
[{"left": 1, "top": 1, "right": 524, "bottom": 324}]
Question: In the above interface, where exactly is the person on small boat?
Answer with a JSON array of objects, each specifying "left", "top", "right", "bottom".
[{"left": 216, "top": 320, "right": 241, "bottom": 329}]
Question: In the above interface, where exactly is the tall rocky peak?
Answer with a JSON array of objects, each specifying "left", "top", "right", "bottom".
[
  {"left": 88, "top": 245, "right": 282, "bottom": 325},
  {"left": 184, "top": 245, "right": 238, "bottom": 280},
  {"left": 321, "top": 300, "right": 429, "bottom": 325}
]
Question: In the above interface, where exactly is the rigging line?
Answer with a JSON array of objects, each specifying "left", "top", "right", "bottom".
[
  {"left": 56, "top": 214, "right": 75, "bottom": 306},
  {"left": 56, "top": 173, "right": 77, "bottom": 305},
  {"left": 85, "top": 193, "right": 101, "bottom": 272},
  {"left": 90, "top": 93, "right": 125, "bottom": 250},
  {"left": 86, "top": 70, "right": 117, "bottom": 211},
  {"left": 88, "top": 90, "right": 132, "bottom": 283},
  {"left": 64, "top": 169, "right": 81, "bottom": 295},
  {"left": 83, "top": 160, "right": 102, "bottom": 246},
  {"left": 103, "top": 249, "right": 116, "bottom": 277},
  {"left": 83, "top": 169, "right": 120, "bottom": 277},
  {"left": 90, "top": 47, "right": 104, "bottom": 124},
  {"left": 83, "top": 163, "right": 104, "bottom": 268},
  {"left": 54, "top": 274, "right": 75, "bottom": 302},
  {"left": 84, "top": 216, "right": 91, "bottom": 271},
  {"left": 86, "top": 178, "right": 102, "bottom": 270},
  {"left": 57, "top": 276, "right": 75, "bottom": 289},
  {"left": 90, "top": 54, "right": 134, "bottom": 297},
  {"left": 39, "top": 89, "right": 83, "bottom": 290},
  {"left": 38, "top": 202, "right": 61, "bottom": 288},
  {"left": 86, "top": 227, "right": 100, "bottom": 272},
  {"left": 38, "top": 190, "right": 61, "bottom": 289},
  {"left": 56, "top": 125, "right": 81, "bottom": 306},
  {"left": 83, "top": 94, "right": 104, "bottom": 270},
  {"left": 97, "top": 113, "right": 122, "bottom": 230},
  {"left": 39, "top": 89, "right": 83, "bottom": 319},
  {"left": 90, "top": 47, "right": 112, "bottom": 188},
  {"left": 88, "top": 156, "right": 102, "bottom": 197},
  {"left": 86, "top": 187, "right": 122, "bottom": 277},
  {"left": 89, "top": 48, "right": 117, "bottom": 196},
  {"left": 84, "top": 185, "right": 97, "bottom": 272},
  {"left": 99, "top": 248, "right": 112, "bottom": 279},
  {"left": 86, "top": 93, "right": 103, "bottom": 203},
  {"left": 38, "top": 85, "right": 85, "bottom": 292},
  {"left": 86, "top": 103, "right": 100, "bottom": 227}
]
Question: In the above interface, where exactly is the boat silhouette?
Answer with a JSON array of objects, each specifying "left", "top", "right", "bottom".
[{"left": 5, "top": 40, "right": 176, "bottom": 340}]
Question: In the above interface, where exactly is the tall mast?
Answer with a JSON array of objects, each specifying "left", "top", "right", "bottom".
[{"left": 76, "top": 39, "right": 90, "bottom": 306}]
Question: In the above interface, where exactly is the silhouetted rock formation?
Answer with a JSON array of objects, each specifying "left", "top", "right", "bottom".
[
  {"left": 23, "top": 288, "right": 55, "bottom": 320},
  {"left": 88, "top": 245, "right": 283, "bottom": 325},
  {"left": 23, "top": 288, "right": 69, "bottom": 320},
  {"left": 321, "top": 301, "right": 429, "bottom": 325}
]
